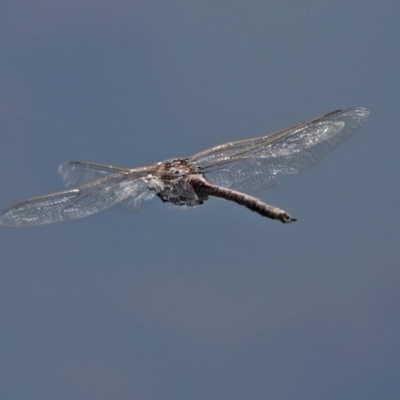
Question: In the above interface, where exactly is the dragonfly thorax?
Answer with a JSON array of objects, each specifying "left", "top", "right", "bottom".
[{"left": 158, "top": 158, "right": 200, "bottom": 180}]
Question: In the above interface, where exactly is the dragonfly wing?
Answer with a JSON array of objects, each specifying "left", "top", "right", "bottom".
[
  {"left": 192, "top": 107, "right": 369, "bottom": 192},
  {"left": 59, "top": 161, "right": 129, "bottom": 187},
  {"left": 116, "top": 185, "right": 156, "bottom": 212},
  {"left": 0, "top": 174, "right": 153, "bottom": 227},
  {"left": 59, "top": 161, "right": 155, "bottom": 211},
  {"left": 202, "top": 158, "right": 280, "bottom": 192}
]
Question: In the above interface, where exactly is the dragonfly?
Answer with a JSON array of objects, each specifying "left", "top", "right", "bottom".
[{"left": 0, "top": 107, "right": 369, "bottom": 227}]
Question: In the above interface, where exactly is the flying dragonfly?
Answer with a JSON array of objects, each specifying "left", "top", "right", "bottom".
[{"left": 0, "top": 107, "right": 369, "bottom": 227}]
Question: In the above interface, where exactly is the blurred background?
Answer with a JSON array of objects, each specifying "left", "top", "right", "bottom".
[{"left": 0, "top": 1, "right": 399, "bottom": 399}]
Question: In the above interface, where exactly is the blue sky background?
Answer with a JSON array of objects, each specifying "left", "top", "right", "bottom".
[{"left": 1, "top": 1, "right": 399, "bottom": 399}]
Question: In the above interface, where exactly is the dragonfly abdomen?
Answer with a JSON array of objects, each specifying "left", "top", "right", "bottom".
[{"left": 189, "top": 176, "right": 296, "bottom": 223}]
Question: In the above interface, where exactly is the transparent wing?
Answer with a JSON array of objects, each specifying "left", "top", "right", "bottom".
[
  {"left": 190, "top": 107, "right": 369, "bottom": 192},
  {"left": 0, "top": 174, "right": 154, "bottom": 227},
  {"left": 59, "top": 161, "right": 155, "bottom": 212},
  {"left": 59, "top": 161, "right": 129, "bottom": 187}
]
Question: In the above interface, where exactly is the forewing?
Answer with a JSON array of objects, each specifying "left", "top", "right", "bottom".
[
  {"left": 191, "top": 107, "right": 369, "bottom": 192},
  {"left": 0, "top": 174, "right": 153, "bottom": 227},
  {"left": 59, "top": 161, "right": 129, "bottom": 187},
  {"left": 59, "top": 161, "right": 155, "bottom": 212}
]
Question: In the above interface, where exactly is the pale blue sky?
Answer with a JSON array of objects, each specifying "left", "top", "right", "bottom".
[{"left": 1, "top": 1, "right": 399, "bottom": 399}]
